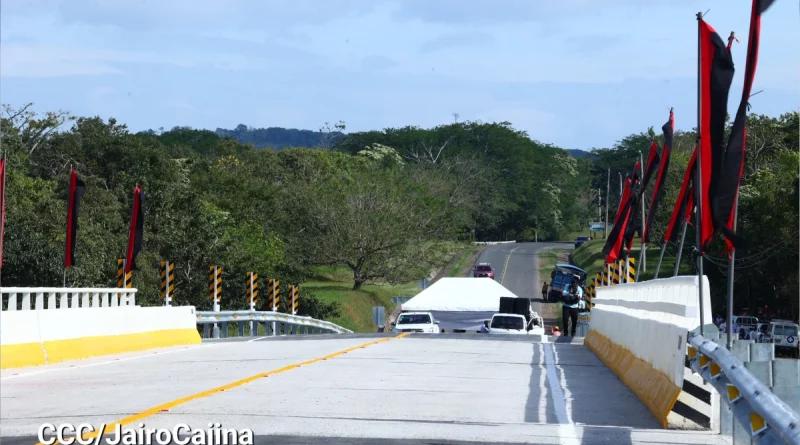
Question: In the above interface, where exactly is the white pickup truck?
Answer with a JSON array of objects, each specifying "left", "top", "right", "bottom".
[
  {"left": 391, "top": 312, "right": 440, "bottom": 334},
  {"left": 486, "top": 313, "right": 545, "bottom": 336},
  {"left": 483, "top": 297, "right": 545, "bottom": 336}
]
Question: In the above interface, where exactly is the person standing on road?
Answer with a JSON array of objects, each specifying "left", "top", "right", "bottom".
[
  {"left": 541, "top": 281, "right": 549, "bottom": 300},
  {"left": 561, "top": 275, "right": 583, "bottom": 336}
]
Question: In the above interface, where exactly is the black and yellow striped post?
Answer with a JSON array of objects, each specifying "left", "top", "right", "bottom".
[
  {"left": 266, "top": 278, "right": 275, "bottom": 310},
  {"left": 160, "top": 260, "right": 174, "bottom": 306},
  {"left": 611, "top": 260, "right": 621, "bottom": 285},
  {"left": 116, "top": 258, "right": 132, "bottom": 303},
  {"left": 627, "top": 256, "right": 637, "bottom": 283},
  {"left": 601, "top": 263, "right": 610, "bottom": 286},
  {"left": 208, "top": 265, "right": 222, "bottom": 311},
  {"left": 289, "top": 284, "right": 299, "bottom": 315},
  {"left": 246, "top": 272, "right": 259, "bottom": 311},
  {"left": 271, "top": 279, "right": 280, "bottom": 312}
]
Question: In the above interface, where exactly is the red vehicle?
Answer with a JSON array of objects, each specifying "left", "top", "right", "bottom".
[{"left": 473, "top": 263, "right": 495, "bottom": 279}]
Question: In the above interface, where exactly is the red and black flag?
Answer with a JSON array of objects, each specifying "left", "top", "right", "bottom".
[
  {"left": 623, "top": 161, "right": 643, "bottom": 253},
  {"left": 643, "top": 110, "right": 675, "bottom": 244},
  {"left": 711, "top": 0, "right": 775, "bottom": 254},
  {"left": 124, "top": 184, "right": 144, "bottom": 273},
  {"left": 698, "top": 17, "right": 735, "bottom": 252},
  {"left": 603, "top": 177, "right": 634, "bottom": 263},
  {"left": 664, "top": 148, "right": 697, "bottom": 244},
  {"left": 0, "top": 152, "right": 6, "bottom": 270},
  {"left": 64, "top": 168, "right": 86, "bottom": 268},
  {"left": 641, "top": 141, "right": 661, "bottom": 196}
]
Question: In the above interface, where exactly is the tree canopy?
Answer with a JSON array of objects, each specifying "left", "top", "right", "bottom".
[{"left": 1, "top": 103, "right": 796, "bottom": 321}]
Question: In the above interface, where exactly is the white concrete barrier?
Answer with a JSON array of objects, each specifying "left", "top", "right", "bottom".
[
  {"left": 1, "top": 287, "right": 200, "bottom": 369},
  {"left": 584, "top": 276, "right": 712, "bottom": 428}
]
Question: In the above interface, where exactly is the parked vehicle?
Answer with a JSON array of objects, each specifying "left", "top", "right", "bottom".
[
  {"left": 765, "top": 320, "right": 799, "bottom": 358},
  {"left": 548, "top": 264, "right": 587, "bottom": 301},
  {"left": 473, "top": 263, "right": 495, "bottom": 279},
  {"left": 732, "top": 316, "right": 759, "bottom": 336},
  {"left": 391, "top": 312, "right": 440, "bottom": 334},
  {"left": 574, "top": 236, "right": 590, "bottom": 248}
]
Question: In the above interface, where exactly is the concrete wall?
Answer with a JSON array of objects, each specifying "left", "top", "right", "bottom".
[
  {"left": 585, "top": 275, "right": 712, "bottom": 428},
  {"left": 0, "top": 305, "right": 201, "bottom": 369}
]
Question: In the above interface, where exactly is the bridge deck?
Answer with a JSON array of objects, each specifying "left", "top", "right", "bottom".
[{"left": 1, "top": 335, "right": 727, "bottom": 444}]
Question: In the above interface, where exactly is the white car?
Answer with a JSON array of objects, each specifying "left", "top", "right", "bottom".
[{"left": 392, "top": 312, "right": 440, "bottom": 334}]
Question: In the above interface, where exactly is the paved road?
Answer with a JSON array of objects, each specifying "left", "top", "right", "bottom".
[
  {"left": 1, "top": 335, "right": 725, "bottom": 445},
  {"left": 476, "top": 242, "right": 573, "bottom": 328}
]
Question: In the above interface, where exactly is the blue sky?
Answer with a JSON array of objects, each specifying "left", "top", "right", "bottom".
[{"left": 1, "top": 0, "right": 797, "bottom": 151}]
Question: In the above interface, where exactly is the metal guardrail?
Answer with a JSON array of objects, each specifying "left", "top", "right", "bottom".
[
  {"left": 688, "top": 333, "right": 800, "bottom": 444},
  {"left": 2, "top": 287, "right": 137, "bottom": 310},
  {"left": 196, "top": 310, "right": 353, "bottom": 337}
]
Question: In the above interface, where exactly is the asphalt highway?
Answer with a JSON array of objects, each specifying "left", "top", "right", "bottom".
[
  {"left": 1, "top": 334, "right": 727, "bottom": 445},
  {"left": 475, "top": 242, "right": 573, "bottom": 329}
]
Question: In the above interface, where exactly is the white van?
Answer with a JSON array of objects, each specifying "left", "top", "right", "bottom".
[
  {"left": 766, "top": 320, "right": 799, "bottom": 358},
  {"left": 732, "top": 316, "right": 758, "bottom": 337}
]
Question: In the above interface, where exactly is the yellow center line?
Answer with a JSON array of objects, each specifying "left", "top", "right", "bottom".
[
  {"left": 35, "top": 333, "right": 410, "bottom": 445},
  {"left": 500, "top": 247, "right": 518, "bottom": 285}
]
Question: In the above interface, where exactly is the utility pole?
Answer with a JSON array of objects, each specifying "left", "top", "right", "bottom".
[
  {"left": 619, "top": 172, "right": 623, "bottom": 196},
  {"left": 604, "top": 169, "right": 610, "bottom": 239}
]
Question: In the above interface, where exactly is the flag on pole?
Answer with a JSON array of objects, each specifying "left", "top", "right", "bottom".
[
  {"left": 711, "top": 0, "right": 775, "bottom": 253},
  {"left": 664, "top": 148, "right": 697, "bottom": 244},
  {"left": 65, "top": 168, "right": 86, "bottom": 268},
  {"left": 698, "top": 17, "right": 735, "bottom": 253},
  {"left": 641, "top": 141, "right": 661, "bottom": 197},
  {"left": 124, "top": 184, "right": 144, "bottom": 273},
  {"left": 603, "top": 177, "right": 634, "bottom": 264},
  {"left": 622, "top": 161, "right": 643, "bottom": 253},
  {"left": 0, "top": 153, "right": 6, "bottom": 270},
  {"left": 643, "top": 110, "right": 675, "bottom": 244}
]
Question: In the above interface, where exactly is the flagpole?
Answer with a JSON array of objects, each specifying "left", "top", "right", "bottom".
[
  {"left": 695, "top": 11, "right": 706, "bottom": 336},
  {"left": 639, "top": 151, "right": 646, "bottom": 273},
  {"left": 0, "top": 149, "right": 7, "bottom": 288},
  {"left": 674, "top": 217, "right": 689, "bottom": 276},
  {"left": 726, "top": 194, "right": 738, "bottom": 350},
  {"left": 604, "top": 169, "right": 610, "bottom": 239},
  {"left": 653, "top": 242, "right": 666, "bottom": 279},
  {"left": 64, "top": 165, "right": 72, "bottom": 288}
]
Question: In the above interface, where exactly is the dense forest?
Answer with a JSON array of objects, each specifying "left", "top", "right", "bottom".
[
  {"left": 0, "top": 104, "right": 590, "bottom": 319},
  {"left": 1, "top": 103, "right": 797, "bottom": 321}
]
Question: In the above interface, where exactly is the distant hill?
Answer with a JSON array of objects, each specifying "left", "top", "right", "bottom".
[
  {"left": 214, "top": 124, "right": 345, "bottom": 149},
  {"left": 567, "top": 149, "right": 596, "bottom": 160}
]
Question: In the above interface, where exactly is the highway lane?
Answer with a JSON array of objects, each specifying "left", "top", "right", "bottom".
[
  {"left": 476, "top": 242, "right": 574, "bottom": 329},
  {"left": 1, "top": 335, "right": 725, "bottom": 445}
]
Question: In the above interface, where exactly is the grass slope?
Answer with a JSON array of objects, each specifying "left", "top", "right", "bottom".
[
  {"left": 448, "top": 245, "right": 479, "bottom": 277},
  {"left": 303, "top": 266, "right": 422, "bottom": 333}
]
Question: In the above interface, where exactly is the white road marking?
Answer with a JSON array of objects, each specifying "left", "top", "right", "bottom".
[
  {"left": 544, "top": 342, "right": 580, "bottom": 445},
  {"left": 537, "top": 343, "right": 548, "bottom": 423},
  {"left": 0, "top": 343, "right": 224, "bottom": 381}
]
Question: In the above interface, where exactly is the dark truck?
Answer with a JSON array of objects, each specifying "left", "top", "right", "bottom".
[{"left": 547, "top": 264, "right": 587, "bottom": 302}]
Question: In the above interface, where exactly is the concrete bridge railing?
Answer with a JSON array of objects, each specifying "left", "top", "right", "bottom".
[
  {"left": 2, "top": 287, "right": 137, "bottom": 310},
  {"left": 0, "top": 286, "right": 350, "bottom": 370},
  {"left": 585, "top": 275, "right": 714, "bottom": 428}
]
